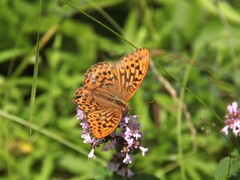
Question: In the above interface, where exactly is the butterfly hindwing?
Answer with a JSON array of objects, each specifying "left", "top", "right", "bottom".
[{"left": 87, "top": 109, "right": 122, "bottom": 138}]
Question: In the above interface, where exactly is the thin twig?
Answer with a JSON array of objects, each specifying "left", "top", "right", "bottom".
[{"left": 150, "top": 49, "right": 197, "bottom": 151}]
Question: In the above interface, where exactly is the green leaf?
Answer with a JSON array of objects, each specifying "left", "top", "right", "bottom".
[{"left": 215, "top": 157, "right": 239, "bottom": 180}]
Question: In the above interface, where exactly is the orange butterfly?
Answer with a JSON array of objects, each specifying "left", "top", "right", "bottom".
[{"left": 74, "top": 48, "right": 150, "bottom": 138}]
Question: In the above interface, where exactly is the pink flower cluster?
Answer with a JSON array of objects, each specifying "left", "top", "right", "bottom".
[
  {"left": 76, "top": 107, "right": 148, "bottom": 178},
  {"left": 221, "top": 102, "right": 240, "bottom": 136}
]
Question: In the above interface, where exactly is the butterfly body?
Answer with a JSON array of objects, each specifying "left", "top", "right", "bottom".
[{"left": 74, "top": 48, "right": 150, "bottom": 138}]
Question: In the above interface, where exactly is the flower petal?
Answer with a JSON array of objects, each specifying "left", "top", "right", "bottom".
[
  {"left": 139, "top": 146, "right": 148, "bottom": 156},
  {"left": 123, "top": 153, "right": 132, "bottom": 164},
  {"left": 221, "top": 125, "right": 229, "bottom": 135},
  {"left": 88, "top": 149, "right": 96, "bottom": 159}
]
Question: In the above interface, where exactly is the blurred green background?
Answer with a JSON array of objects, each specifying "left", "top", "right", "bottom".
[{"left": 1, "top": 0, "right": 240, "bottom": 179}]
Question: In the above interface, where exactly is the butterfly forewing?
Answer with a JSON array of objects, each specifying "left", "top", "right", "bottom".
[
  {"left": 84, "top": 62, "right": 117, "bottom": 90},
  {"left": 116, "top": 48, "right": 150, "bottom": 100},
  {"left": 75, "top": 87, "right": 99, "bottom": 112}
]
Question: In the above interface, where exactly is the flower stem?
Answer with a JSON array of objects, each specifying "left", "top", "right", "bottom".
[{"left": 176, "top": 61, "right": 193, "bottom": 180}]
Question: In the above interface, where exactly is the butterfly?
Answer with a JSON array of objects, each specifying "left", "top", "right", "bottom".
[{"left": 74, "top": 48, "right": 150, "bottom": 138}]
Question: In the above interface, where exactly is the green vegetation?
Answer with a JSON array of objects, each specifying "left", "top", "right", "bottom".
[{"left": 1, "top": 0, "right": 240, "bottom": 179}]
